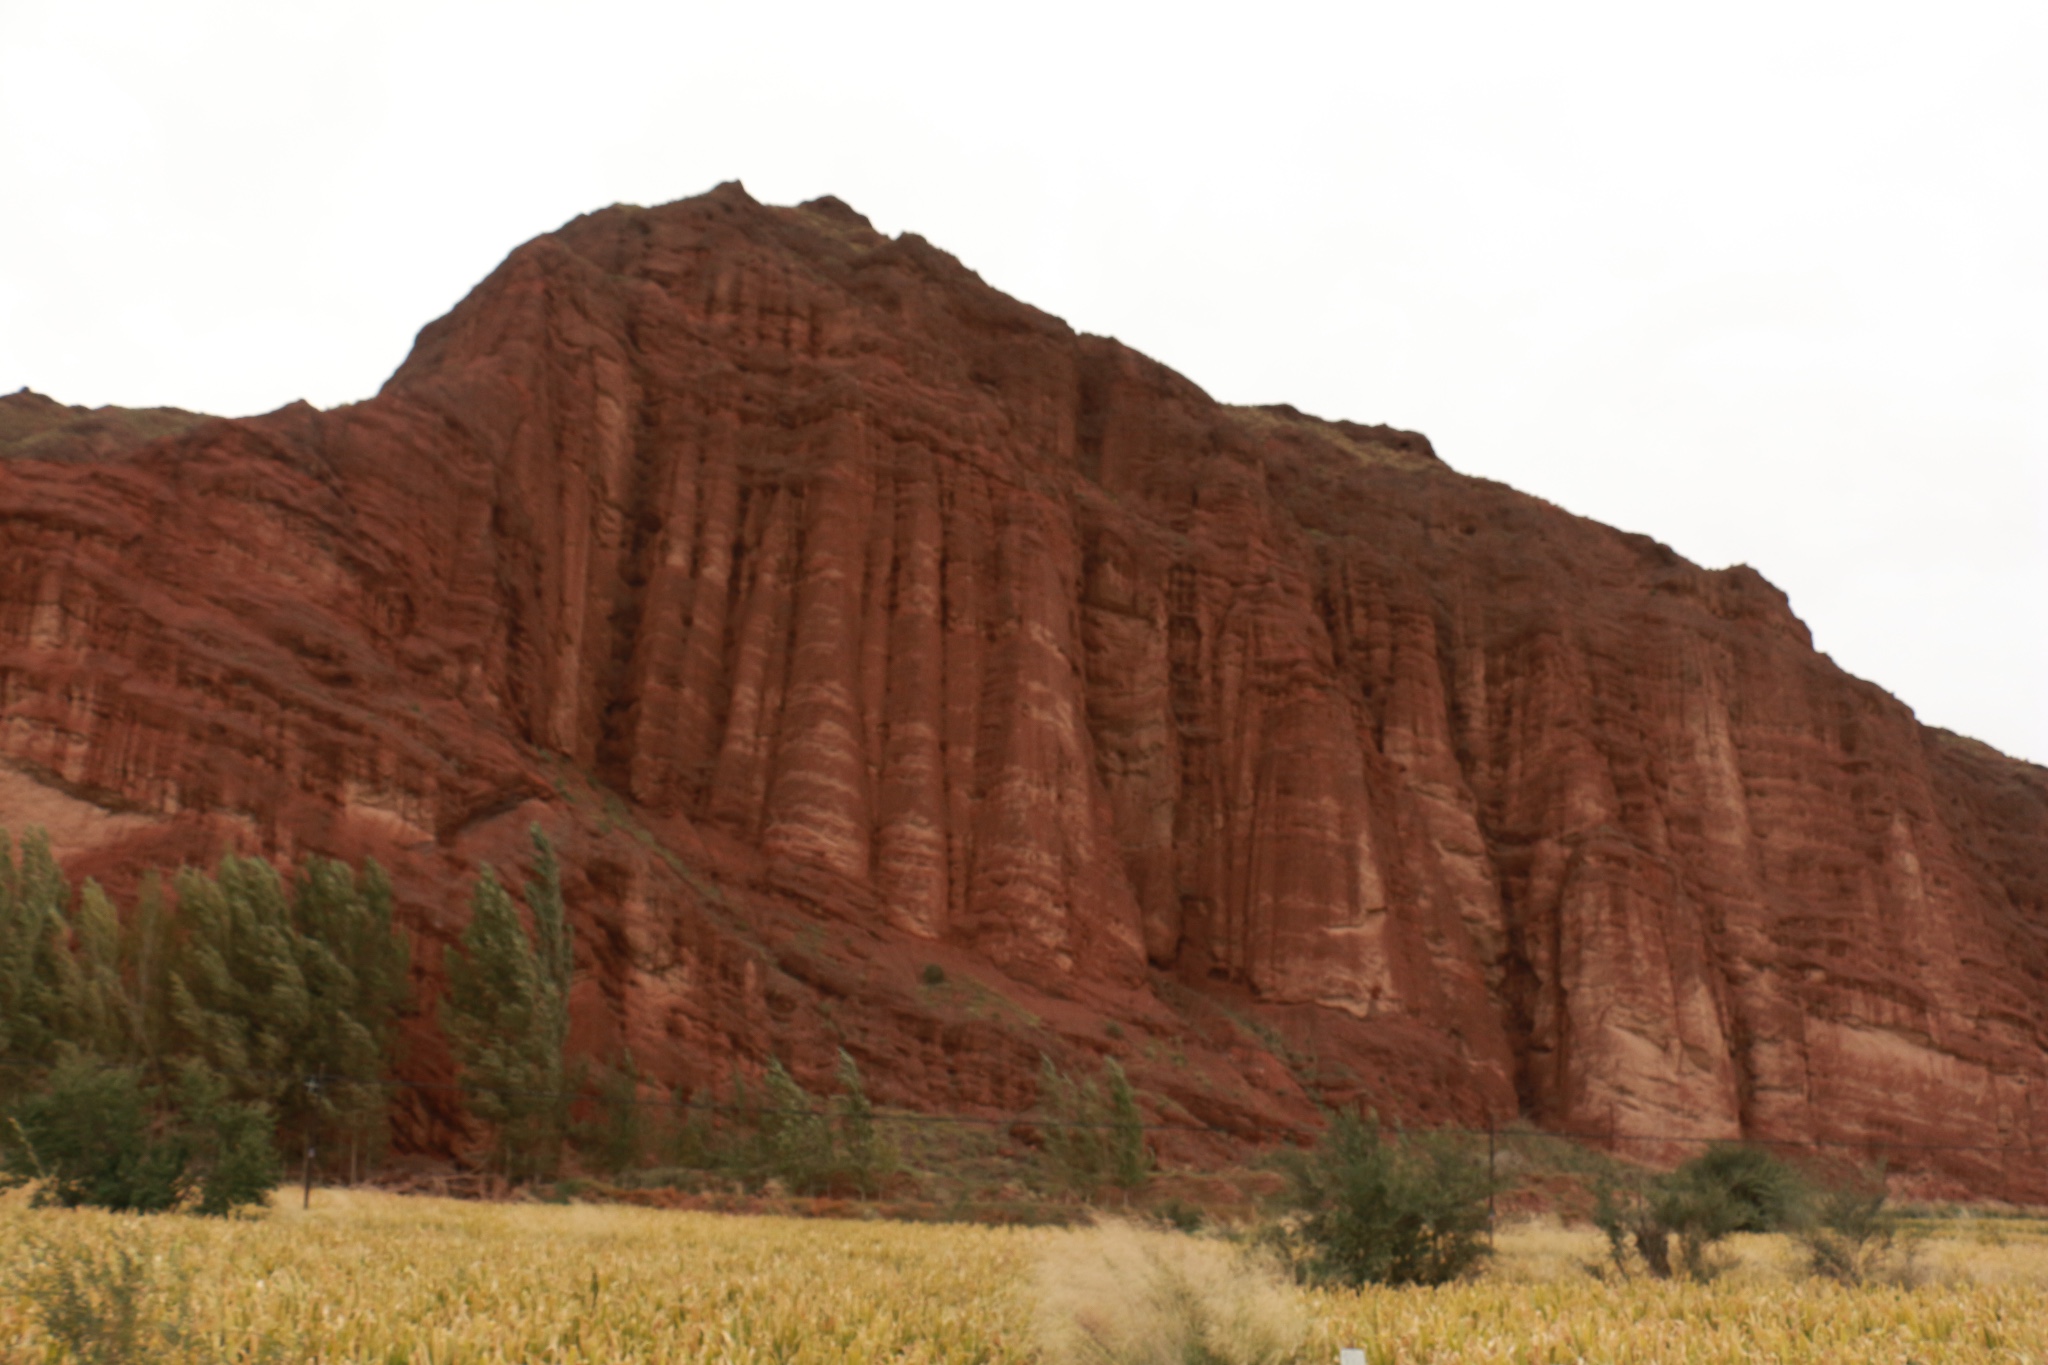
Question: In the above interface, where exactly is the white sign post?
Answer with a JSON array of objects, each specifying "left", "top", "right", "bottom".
[{"left": 1340, "top": 1350, "right": 1366, "bottom": 1365}]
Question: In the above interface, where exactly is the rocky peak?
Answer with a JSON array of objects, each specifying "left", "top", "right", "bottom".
[{"left": 1, "top": 185, "right": 2042, "bottom": 1195}]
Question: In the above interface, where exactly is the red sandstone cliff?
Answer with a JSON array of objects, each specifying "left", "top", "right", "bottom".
[{"left": 3, "top": 184, "right": 2044, "bottom": 1193}]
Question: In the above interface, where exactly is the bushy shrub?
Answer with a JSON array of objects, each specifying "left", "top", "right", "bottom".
[
  {"left": 1595, "top": 1143, "right": 1807, "bottom": 1281},
  {"left": 658, "top": 1081, "right": 719, "bottom": 1172},
  {"left": 171, "top": 1060, "right": 284, "bottom": 1216},
  {"left": 574, "top": 1050, "right": 649, "bottom": 1176},
  {"left": 2, "top": 1054, "right": 184, "bottom": 1212},
  {"left": 0, "top": 1053, "right": 279, "bottom": 1215},
  {"left": 1793, "top": 1165, "right": 1906, "bottom": 1284},
  {"left": 1271, "top": 1111, "right": 1492, "bottom": 1287}
]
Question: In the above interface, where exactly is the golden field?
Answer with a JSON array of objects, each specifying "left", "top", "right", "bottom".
[{"left": 2, "top": 1189, "right": 2045, "bottom": 1364}]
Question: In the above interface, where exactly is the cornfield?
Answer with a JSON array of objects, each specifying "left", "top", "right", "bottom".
[{"left": 1, "top": 1190, "right": 2044, "bottom": 1363}]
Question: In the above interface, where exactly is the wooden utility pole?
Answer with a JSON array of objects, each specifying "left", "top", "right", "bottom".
[
  {"left": 1487, "top": 1117, "right": 1497, "bottom": 1248},
  {"left": 302, "top": 1076, "right": 321, "bottom": 1211}
]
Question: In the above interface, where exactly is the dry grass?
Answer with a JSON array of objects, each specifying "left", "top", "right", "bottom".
[
  {"left": 0, "top": 1187, "right": 1035, "bottom": 1363},
  {"left": 1, "top": 1190, "right": 2046, "bottom": 1363},
  {"left": 1033, "top": 1220, "right": 1303, "bottom": 1365},
  {"left": 1486, "top": 1211, "right": 2048, "bottom": 1290},
  {"left": 1299, "top": 1215, "right": 2048, "bottom": 1364},
  {"left": 1304, "top": 1274, "right": 2048, "bottom": 1364}
]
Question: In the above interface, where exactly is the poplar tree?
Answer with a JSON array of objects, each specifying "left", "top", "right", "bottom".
[
  {"left": 119, "top": 872, "right": 177, "bottom": 1067},
  {"left": 831, "top": 1049, "right": 893, "bottom": 1197},
  {"left": 64, "top": 881, "right": 133, "bottom": 1061},
  {"left": 0, "top": 830, "right": 80, "bottom": 1095},
  {"left": 289, "top": 855, "right": 411, "bottom": 1166},
  {"left": 523, "top": 829, "right": 572, "bottom": 1090},
  {"left": 1037, "top": 1054, "right": 1153, "bottom": 1197},
  {"left": 443, "top": 828, "right": 571, "bottom": 1180},
  {"left": 1101, "top": 1058, "right": 1152, "bottom": 1191},
  {"left": 167, "top": 856, "right": 312, "bottom": 1111},
  {"left": 756, "top": 1058, "right": 833, "bottom": 1191},
  {"left": 1, "top": 832, "right": 406, "bottom": 1196}
]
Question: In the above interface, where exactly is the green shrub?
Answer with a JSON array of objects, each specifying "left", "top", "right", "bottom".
[
  {"left": 0, "top": 1053, "right": 279, "bottom": 1216},
  {"left": 171, "top": 1060, "right": 284, "bottom": 1216},
  {"left": 1271, "top": 1111, "right": 1491, "bottom": 1287},
  {"left": 2, "top": 1054, "right": 185, "bottom": 1212},
  {"left": 658, "top": 1082, "right": 719, "bottom": 1171},
  {"left": 576, "top": 1051, "right": 649, "bottom": 1177},
  {"left": 1595, "top": 1143, "right": 1808, "bottom": 1281}
]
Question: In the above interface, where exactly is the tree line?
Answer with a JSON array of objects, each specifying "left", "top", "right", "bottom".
[
  {"left": 1, "top": 823, "right": 1905, "bottom": 1282},
  {"left": 0, "top": 824, "right": 1150, "bottom": 1213},
  {"left": 0, "top": 824, "right": 607, "bottom": 1209},
  {"left": 0, "top": 828, "right": 410, "bottom": 1211}
]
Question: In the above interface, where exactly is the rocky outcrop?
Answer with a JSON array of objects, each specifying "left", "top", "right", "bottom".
[
  {"left": 3, "top": 185, "right": 2044, "bottom": 1193},
  {"left": 1, "top": 388, "right": 206, "bottom": 463}
]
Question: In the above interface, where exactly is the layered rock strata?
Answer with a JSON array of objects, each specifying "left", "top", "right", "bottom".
[{"left": 2, "top": 185, "right": 2043, "bottom": 1193}]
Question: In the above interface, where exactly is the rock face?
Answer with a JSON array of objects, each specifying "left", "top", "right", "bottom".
[{"left": 3, "top": 185, "right": 2044, "bottom": 1193}]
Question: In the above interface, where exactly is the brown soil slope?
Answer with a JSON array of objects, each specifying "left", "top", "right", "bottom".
[{"left": 3, "top": 184, "right": 2044, "bottom": 1192}]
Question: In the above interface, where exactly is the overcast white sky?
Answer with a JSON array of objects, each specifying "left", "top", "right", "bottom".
[{"left": 3, "top": 0, "right": 2043, "bottom": 764}]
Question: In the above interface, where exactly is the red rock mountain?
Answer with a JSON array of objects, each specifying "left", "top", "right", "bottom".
[{"left": 4, "top": 184, "right": 2044, "bottom": 1193}]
